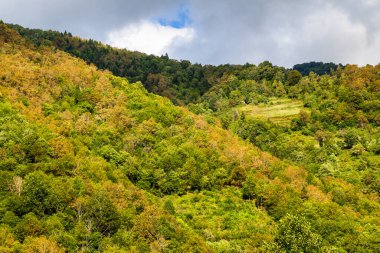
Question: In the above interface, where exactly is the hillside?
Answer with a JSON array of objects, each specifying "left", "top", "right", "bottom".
[
  {"left": 195, "top": 65, "right": 380, "bottom": 197},
  {"left": 0, "top": 22, "right": 215, "bottom": 252},
  {"left": 1, "top": 23, "right": 380, "bottom": 253},
  {"left": 8, "top": 24, "right": 305, "bottom": 107},
  {"left": 8, "top": 23, "right": 214, "bottom": 105}
]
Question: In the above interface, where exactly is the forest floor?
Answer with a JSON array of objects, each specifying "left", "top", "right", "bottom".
[{"left": 238, "top": 98, "right": 305, "bottom": 126}]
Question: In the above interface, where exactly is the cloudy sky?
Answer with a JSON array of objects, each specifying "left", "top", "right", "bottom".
[{"left": 1, "top": 0, "right": 379, "bottom": 67}]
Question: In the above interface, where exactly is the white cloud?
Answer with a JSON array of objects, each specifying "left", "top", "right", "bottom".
[
  {"left": 2, "top": 0, "right": 380, "bottom": 66},
  {"left": 287, "top": 5, "right": 370, "bottom": 65},
  {"left": 106, "top": 20, "right": 195, "bottom": 56}
]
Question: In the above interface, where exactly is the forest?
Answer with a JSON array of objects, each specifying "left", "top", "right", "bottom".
[{"left": 0, "top": 22, "right": 380, "bottom": 252}]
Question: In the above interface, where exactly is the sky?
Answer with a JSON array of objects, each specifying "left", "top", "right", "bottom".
[{"left": 0, "top": 0, "right": 379, "bottom": 67}]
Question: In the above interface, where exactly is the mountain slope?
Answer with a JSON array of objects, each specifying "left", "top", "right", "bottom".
[
  {"left": 1, "top": 23, "right": 380, "bottom": 252},
  {"left": 7, "top": 23, "right": 297, "bottom": 107},
  {"left": 8, "top": 23, "right": 214, "bottom": 105},
  {"left": 0, "top": 23, "right": 218, "bottom": 252},
  {"left": 0, "top": 21, "right": 276, "bottom": 252}
]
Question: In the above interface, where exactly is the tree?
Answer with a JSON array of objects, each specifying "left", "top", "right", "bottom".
[
  {"left": 274, "top": 214, "right": 322, "bottom": 253},
  {"left": 22, "top": 236, "right": 64, "bottom": 253},
  {"left": 0, "top": 225, "right": 19, "bottom": 252},
  {"left": 15, "top": 213, "right": 44, "bottom": 241},
  {"left": 299, "top": 110, "right": 310, "bottom": 125},
  {"left": 163, "top": 200, "right": 176, "bottom": 215},
  {"left": 273, "top": 80, "right": 286, "bottom": 96},
  {"left": 287, "top": 70, "right": 302, "bottom": 86},
  {"left": 343, "top": 130, "right": 358, "bottom": 149},
  {"left": 242, "top": 176, "right": 257, "bottom": 200},
  {"left": 21, "top": 171, "right": 63, "bottom": 215},
  {"left": 84, "top": 191, "right": 121, "bottom": 236}
]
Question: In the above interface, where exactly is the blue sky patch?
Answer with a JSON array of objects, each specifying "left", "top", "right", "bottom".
[{"left": 158, "top": 6, "right": 191, "bottom": 29}]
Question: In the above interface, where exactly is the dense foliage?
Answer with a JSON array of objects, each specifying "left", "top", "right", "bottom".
[
  {"left": 1, "top": 22, "right": 380, "bottom": 252},
  {"left": 293, "top": 62, "right": 342, "bottom": 76},
  {"left": 197, "top": 65, "right": 380, "bottom": 197},
  {"left": 8, "top": 24, "right": 215, "bottom": 105},
  {"left": 8, "top": 24, "right": 306, "bottom": 107}
]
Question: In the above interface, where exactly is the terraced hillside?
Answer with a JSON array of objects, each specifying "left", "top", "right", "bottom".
[{"left": 238, "top": 98, "right": 305, "bottom": 126}]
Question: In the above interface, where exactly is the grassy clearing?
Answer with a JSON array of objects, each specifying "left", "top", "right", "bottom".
[
  {"left": 164, "top": 187, "right": 273, "bottom": 252},
  {"left": 238, "top": 98, "right": 305, "bottom": 126}
]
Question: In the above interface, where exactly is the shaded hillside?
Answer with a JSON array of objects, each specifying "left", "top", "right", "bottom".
[
  {"left": 1, "top": 23, "right": 380, "bottom": 252},
  {"left": 293, "top": 62, "right": 342, "bottom": 76}
]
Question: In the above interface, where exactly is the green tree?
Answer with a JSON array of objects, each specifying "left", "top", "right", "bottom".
[
  {"left": 84, "top": 191, "right": 121, "bottom": 236},
  {"left": 163, "top": 200, "right": 176, "bottom": 215},
  {"left": 287, "top": 70, "right": 302, "bottom": 86},
  {"left": 15, "top": 213, "right": 44, "bottom": 240},
  {"left": 274, "top": 214, "right": 322, "bottom": 253},
  {"left": 21, "top": 171, "right": 63, "bottom": 215}
]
